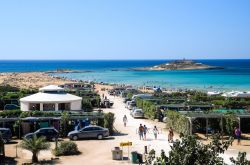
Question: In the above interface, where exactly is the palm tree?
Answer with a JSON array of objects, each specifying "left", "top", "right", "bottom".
[{"left": 19, "top": 136, "right": 51, "bottom": 163}]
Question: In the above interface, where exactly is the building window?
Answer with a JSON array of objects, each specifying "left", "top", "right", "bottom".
[
  {"left": 43, "top": 103, "right": 55, "bottom": 111},
  {"left": 58, "top": 103, "right": 70, "bottom": 111},
  {"left": 29, "top": 103, "right": 40, "bottom": 111}
]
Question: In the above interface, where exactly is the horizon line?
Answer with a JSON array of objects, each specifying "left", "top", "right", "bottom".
[{"left": 0, "top": 58, "right": 250, "bottom": 61}]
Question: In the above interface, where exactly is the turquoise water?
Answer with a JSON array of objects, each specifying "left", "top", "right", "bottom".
[
  {"left": 55, "top": 69, "right": 250, "bottom": 91},
  {"left": 0, "top": 60, "right": 250, "bottom": 91}
]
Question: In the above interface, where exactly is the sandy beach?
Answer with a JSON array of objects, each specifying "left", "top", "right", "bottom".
[{"left": 0, "top": 72, "right": 74, "bottom": 89}]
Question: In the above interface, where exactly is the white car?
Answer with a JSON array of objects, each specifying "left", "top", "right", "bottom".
[
  {"left": 126, "top": 101, "right": 136, "bottom": 110},
  {"left": 131, "top": 109, "right": 144, "bottom": 118}
]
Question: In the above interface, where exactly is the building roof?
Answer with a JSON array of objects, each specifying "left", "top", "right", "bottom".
[
  {"left": 39, "top": 85, "right": 64, "bottom": 92},
  {"left": 20, "top": 92, "right": 82, "bottom": 103}
]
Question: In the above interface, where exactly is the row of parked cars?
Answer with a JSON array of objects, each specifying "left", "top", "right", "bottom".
[
  {"left": 0, "top": 125, "right": 109, "bottom": 143},
  {"left": 124, "top": 98, "right": 144, "bottom": 118}
]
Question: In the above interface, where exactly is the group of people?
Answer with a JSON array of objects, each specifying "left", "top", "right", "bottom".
[
  {"left": 124, "top": 116, "right": 242, "bottom": 146},
  {"left": 138, "top": 124, "right": 159, "bottom": 140},
  {"left": 123, "top": 115, "right": 175, "bottom": 142}
]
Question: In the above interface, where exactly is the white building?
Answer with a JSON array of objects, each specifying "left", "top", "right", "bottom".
[
  {"left": 20, "top": 85, "right": 82, "bottom": 111},
  {"left": 222, "top": 91, "right": 250, "bottom": 98}
]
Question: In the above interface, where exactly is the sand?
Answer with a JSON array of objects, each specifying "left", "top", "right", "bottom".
[{"left": 0, "top": 72, "right": 73, "bottom": 89}]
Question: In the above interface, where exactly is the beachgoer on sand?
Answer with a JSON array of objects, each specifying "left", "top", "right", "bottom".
[
  {"left": 123, "top": 115, "right": 128, "bottom": 127},
  {"left": 143, "top": 125, "right": 148, "bottom": 140},
  {"left": 234, "top": 127, "right": 241, "bottom": 145},
  {"left": 139, "top": 124, "right": 144, "bottom": 140},
  {"left": 153, "top": 126, "right": 159, "bottom": 140},
  {"left": 168, "top": 127, "right": 174, "bottom": 143}
]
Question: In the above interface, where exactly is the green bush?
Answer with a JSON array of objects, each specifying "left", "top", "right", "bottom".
[
  {"left": 53, "top": 141, "right": 80, "bottom": 156},
  {"left": 0, "top": 110, "right": 22, "bottom": 118},
  {"left": 82, "top": 99, "right": 93, "bottom": 111},
  {"left": 165, "top": 110, "right": 189, "bottom": 134},
  {"left": 104, "top": 112, "right": 115, "bottom": 135}
]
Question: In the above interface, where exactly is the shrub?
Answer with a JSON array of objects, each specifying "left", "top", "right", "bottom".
[
  {"left": 165, "top": 110, "right": 189, "bottom": 134},
  {"left": 0, "top": 110, "right": 22, "bottom": 118},
  {"left": 104, "top": 112, "right": 115, "bottom": 135},
  {"left": 53, "top": 141, "right": 80, "bottom": 156},
  {"left": 59, "top": 112, "right": 71, "bottom": 137}
]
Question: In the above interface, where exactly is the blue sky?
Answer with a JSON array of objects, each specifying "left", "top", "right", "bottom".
[{"left": 0, "top": 0, "right": 249, "bottom": 60}]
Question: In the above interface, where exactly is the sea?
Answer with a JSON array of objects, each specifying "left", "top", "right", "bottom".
[{"left": 0, "top": 59, "right": 250, "bottom": 91}]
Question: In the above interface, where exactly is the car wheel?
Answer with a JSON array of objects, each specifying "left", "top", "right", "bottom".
[
  {"left": 72, "top": 135, "right": 78, "bottom": 141},
  {"left": 97, "top": 134, "right": 103, "bottom": 140}
]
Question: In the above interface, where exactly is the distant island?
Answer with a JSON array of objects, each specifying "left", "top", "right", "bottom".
[{"left": 133, "top": 60, "right": 224, "bottom": 71}]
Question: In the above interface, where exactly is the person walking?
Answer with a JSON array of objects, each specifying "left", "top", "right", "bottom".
[
  {"left": 123, "top": 115, "right": 128, "bottom": 127},
  {"left": 143, "top": 125, "right": 148, "bottom": 140},
  {"left": 168, "top": 127, "right": 174, "bottom": 143},
  {"left": 234, "top": 127, "right": 241, "bottom": 145},
  {"left": 138, "top": 124, "right": 144, "bottom": 140},
  {"left": 153, "top": 126, "right": 159, "bottom": 140}
]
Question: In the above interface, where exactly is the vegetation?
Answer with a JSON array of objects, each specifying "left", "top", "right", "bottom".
[
  {"left": 230, "top": 152, "right": 250, "bottom": 165},
  {"left": 224, "top": 113, "right": 239, "bottom": 135},
  {"left": 19, "top": 136, "right": 50, "bottom": 163},
  {"left": 148, "top": 134, "right": 235, "bottom": 165},
  {"left": 0, "top": 86, "right": 37, "bottom": 110},
  {"left": 53, "top": 141, "right": 80, "bottom": 156},
  {"left": 104, "top": 112, "right": 115, "bottom": 135},
  {"left": 60, "top": 112, "right": 71, "bottom": 137},
  {"left": 165, "top": 110, "right": 189, "bottom": 134},
  {"left": 69, "top": 90, "right": 101, "bottom": 110}
]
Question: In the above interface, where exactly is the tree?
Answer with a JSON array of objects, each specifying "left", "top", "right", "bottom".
[
  {"left": 150, "top": 134, "right": 233, "bottom": 165},
  {"left": 19, "top": 136, "right": 50, "bottom": 163},
  {"left": 104, "top": 112, "right": 115, "bottom": 135},
  {"left": 224, "top": 113, "right": 238, "bottom": 135},
  {"left": 230, "top": 152, "right": 250, "bottom": 165},
  {"left": 60, "top": 112, "right": 71, "bottom": 137}
]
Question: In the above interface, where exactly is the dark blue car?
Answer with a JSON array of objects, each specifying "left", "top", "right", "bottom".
[{"left": 0, "top": 128, "right": 12, "bottom": 143}]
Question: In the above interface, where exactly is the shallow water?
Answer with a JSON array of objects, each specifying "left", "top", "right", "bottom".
[{"left": 0, "top": 59, "right": 250, "bottom": 91}]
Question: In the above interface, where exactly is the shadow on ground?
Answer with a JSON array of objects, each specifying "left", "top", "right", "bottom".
[
  {"left": 112, "top": 132, "right": 128, "bottom": 136},
  {"left": 0, "top": 156, "right": 18, "bottom": 165},
  {"left": 5, "top": 141, "right": 18, "bottom": 145}
]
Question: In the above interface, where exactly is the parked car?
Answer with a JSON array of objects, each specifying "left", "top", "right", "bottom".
[
  {"left": 24, "top": 127, "right": 59, "bottom": 141},
  {"left": 0, "top": 128, "right": 12, "bottom": 143},
  {"left": 100, "top": 99, "right": 114, "bottom": 108},
  {"left": 68, "top": 126, "right": 109, "bottom": 140},
  {"left": 131, "top": 109, "right": 144, "bottom": 118},
  {"left": 123, "top": 98, "right": 131, "bottom": 103},
  {"left": 126, "top": 100, "right": 136, "bottom": 110}
]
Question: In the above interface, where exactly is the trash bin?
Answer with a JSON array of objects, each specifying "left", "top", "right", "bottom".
[
  {"left": 131, "top": 151, "right": 138, "bottom": 164},
  {"left": 137, "top": 153, "right": 143, "bottom": 163},
  {"left": 112, "top": 148, "right": 123, "bottom": 160}
]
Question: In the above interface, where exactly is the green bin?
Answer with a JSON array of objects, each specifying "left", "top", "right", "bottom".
[{"left": 131, "top": 151, "right": 138, "bottom": 164}]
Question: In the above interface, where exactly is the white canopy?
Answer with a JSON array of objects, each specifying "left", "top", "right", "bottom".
[{"left": 39, "top": 85, "right": 64, "bottom": 92}]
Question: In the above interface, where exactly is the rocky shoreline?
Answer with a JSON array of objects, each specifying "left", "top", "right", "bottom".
[{"left": 133, "top": 60, "right": 224, "bottom": 71}]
